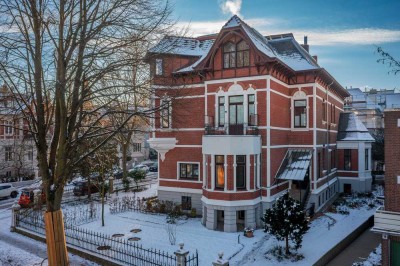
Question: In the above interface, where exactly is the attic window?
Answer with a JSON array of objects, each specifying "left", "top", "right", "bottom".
[
  {"left": 223, "top": 42, "right": 236, "bottom": 68},
  {"left": 223, "top": 41, "right": 250, "bottom": 68},
  {"left": 155, "top": 58, "right": 163, "bottom": 76},
  {"left": 236, "top": 41, "right": 249, "bottom": 67}
]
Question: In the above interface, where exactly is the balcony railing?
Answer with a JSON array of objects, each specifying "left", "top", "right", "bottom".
[
  {"left": 204, "top": 115, "right": 259, "bottom": 136},
  {"left": 372, "top": 206, "right": 400, "bottom": 235}
]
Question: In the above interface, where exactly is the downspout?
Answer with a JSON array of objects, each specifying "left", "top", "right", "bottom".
[{"left": 326, "top": 81, "right": 334, "bottom": 191}]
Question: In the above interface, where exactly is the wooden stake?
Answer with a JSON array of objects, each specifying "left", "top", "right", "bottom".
[{"left": 44, "top": 210, "right": 69, "bottom": 266}]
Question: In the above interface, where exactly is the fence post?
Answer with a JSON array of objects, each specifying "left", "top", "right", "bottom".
[
  {"left": 108, "top": 176, "right": 114, "bottom": 194},
  {"left": 175, "top": 242, "right": 189, "bottom": 266},
  {"left": 10, "top": 204, "right": 21, "bottom": 232},
  {"left": 212, "top": 252, "right": 229, "bottom": 266}
]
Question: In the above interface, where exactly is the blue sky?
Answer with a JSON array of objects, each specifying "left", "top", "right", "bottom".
[{"left": 172, "top": 0, "right": 400, "bottom": 90}]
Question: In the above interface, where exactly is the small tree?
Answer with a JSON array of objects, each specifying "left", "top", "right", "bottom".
[
  {"left": 128, "top": 169, "right": 146, "bottom": 190},
  {"left": 262, "top": 192, "right": 309, "bottom": 255}
]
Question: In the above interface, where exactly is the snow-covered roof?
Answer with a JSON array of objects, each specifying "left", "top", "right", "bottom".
[
  {"left": 172, "top": 15, "right": 319, "bottom": 73},
  {"left": 337, "top": 112, "right": 375, "bottom": 142},
  {"left": 268, "top": 37, "right": 319, "bottom": 71},
  {"left": 148, "top": 36, "right": 214, "bottom": 57}
]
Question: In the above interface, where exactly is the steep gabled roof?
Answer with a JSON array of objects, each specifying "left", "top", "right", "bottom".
[
  {"left": 337, "top": 112, "right": 375, "bottom": 142},
  {"left": 173, "top": 15, "right": 319, "bottom": 73}
]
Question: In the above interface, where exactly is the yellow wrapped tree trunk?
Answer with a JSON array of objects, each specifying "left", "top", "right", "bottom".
[{"left": 44, "top": 210, "right": 69, "bottom": 266}]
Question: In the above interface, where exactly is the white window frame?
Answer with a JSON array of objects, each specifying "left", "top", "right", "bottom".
[
  {"left": 4, "top": 146, "right": 12, "bottom": 161},
  {"left": 160, "top": 98, "right": 172, "bottom": 129},
  {"left": 215, "top": 84, "right": 257, "bottom": 128},
  {"left": 4, "top": 120, "right": 13, "bottom": 135},
  {"left": 177, "top": 161, "right": 201, "bottom": 181},
  {"left": 291, "top": 91, "right": 309, "bottom": 130},
  {"left": 155, "top": 58, "right": 163, "bottom": 76}
]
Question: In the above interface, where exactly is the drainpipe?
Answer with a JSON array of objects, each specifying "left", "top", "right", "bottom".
[{"left": 326, "top": 81, "right": 334, "bottom": 192}]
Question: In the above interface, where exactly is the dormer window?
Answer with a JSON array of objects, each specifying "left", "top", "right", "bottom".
[
  {"left": 236, "top": 41, "right": 249, "bottom": 67},
  {"left": 223, "top": 42, "right": 236, "bottom": 68},
  {"left": 223, "top": 41, "right": 250, "bottom": 69}
]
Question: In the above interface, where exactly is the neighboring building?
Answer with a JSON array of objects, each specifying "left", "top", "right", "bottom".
[
  {"left": 345, "top": 88, "right": 384, "bottom": 131},
  {"left": 147, "top": 15, "right": 372, "bottom": 232},
  {"left": 345, "top": 88, "right": 400, "bottom": 171},
  {"left": 372, "top": 109, "right": 400, "bottom": 265},
  {"left": 0, "top": 85, "right": 38, "bottom": 181},
  {"left": 336, "top": 112, "right": 374, "bottom": 193}
]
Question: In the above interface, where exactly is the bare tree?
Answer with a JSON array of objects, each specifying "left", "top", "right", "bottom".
[
  {"left": 376, "top": 46, "right": 400, "bottom": 75},
  {"left": 0, "top": 0, "right": 173, "bottom": 264}
]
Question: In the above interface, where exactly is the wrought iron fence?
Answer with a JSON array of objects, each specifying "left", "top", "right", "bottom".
[{"left": 15, "top": 209, "right": 198, "bottom": 266}]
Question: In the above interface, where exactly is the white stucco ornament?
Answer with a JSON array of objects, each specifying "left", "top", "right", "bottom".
[{"left": 147, "top": 138, "right": 178, "bottom": 161}]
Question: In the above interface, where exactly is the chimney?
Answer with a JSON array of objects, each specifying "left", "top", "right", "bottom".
[{"left": 301, "top": 36, "right": 309, "bottom": 52}]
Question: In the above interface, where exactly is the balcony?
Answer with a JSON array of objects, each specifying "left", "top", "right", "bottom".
[
  {"left": 372, "top": 206, "right": 400, "bottom": 236},
  {"left": 202, "top": 115, "right": 261, "bottom": 155},
  {"left": 204, "top": 115, "right": 259, "bottom": 136}
]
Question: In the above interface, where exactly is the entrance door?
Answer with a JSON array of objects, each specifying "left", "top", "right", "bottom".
[
  {"left": 216, "top": 210, "right": 224, "bottom": 231},
  {"left": 392, "top": 240, "right": 400, "bottom": 265},
  {"left": 229, "top": 96, "right": 244, "bottom": 135}
]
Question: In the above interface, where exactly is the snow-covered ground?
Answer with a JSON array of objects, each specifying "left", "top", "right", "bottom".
[
  {"left": 0, "top": 184, "right": 381, "bottom": 266},
  {"left": 353, "top": 244, "right": 381, "bottom": 266}
]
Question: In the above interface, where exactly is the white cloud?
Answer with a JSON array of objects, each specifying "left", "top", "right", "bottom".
[
  {"left": 177, "top": 17, "right": 400, "bottom": 46},
  {"left": 291, "top": 28, "right": 400, "bottom": 46},
  {"left": 219, "top": 0, "right": 242, "bottom": 16}
]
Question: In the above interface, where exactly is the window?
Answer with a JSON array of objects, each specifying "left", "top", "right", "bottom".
[
  {"left": 223, "top": 41, "right": 250, "bottom": 69},
  {"left": 133, "top": 143, "right": 141, "bottom": 152},
  {"left": 179, "top": 163, "right": 199, "bottom": 179},
  {"left": 331, "top": 104, "right": 335, "bottom": 123},
  {"left": 27, "top": 148, "right": 33, "bottom": 161},
  {"left": 236, "top": 41, "right": 250, "bottom": 67},
  {"left": 160, "top": 99, "right": 171, "bottom": 128},
  {"left": 322, "top": 100, "right": 326, "bottom": 122},
  {"left": 248, "top": 94, "right": 256, "bottom": 126},
  {"left": 223, "top": 42, "right": 236, "bottom": 68},
  {"left": 218, "top": 96, "right": 225, "bottom": 127},
  {"left": 365, "top": 149, "right": 369, "bottom": 170},
  {"left": 5, "top": 146, "right": 12, "bottom": 161},
  {"left": 155, "top": 59, "right": 163, "bottom": 76},
  {"left": 229, "top": 96, "right": 244, "bottom": 125},
  {"left": 331, "top": 149, "right": 336, "bottom": 169},
  {"left": 344, "top": 149, "right": 351, "bottom": 170},
  {"left": 181, "top": 196, "right": 192, "bottom": 211},
  {"left": 236, "top": 155, "right": 246, "bottom": 189},
  {"left": 215, "top": 155, "right": 225, "bottom": 189},
  {"left": 5, "top": 120, "right": 13, "bottom": 135},
  {"left": 237, "top": 210, "right": 245, "bottom": 220},
  {"left": 294, "top": 100, "right": 307, "bottom": 128},
  {"left": 5, "top": 171, "right": 11, "bottom": 177},
  {"left": 318, "top": 152, "right": 321, "bottom": 179}
]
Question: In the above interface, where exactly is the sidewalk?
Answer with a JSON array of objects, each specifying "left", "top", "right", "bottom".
[{"left": 326, "top": 228, "right": 380, "bottom": 266}]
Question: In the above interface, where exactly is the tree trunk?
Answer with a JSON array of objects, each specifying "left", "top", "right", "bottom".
[
  {"left": 101, "top": 182, "right": 105, "bottom": 227},
  {"left": 285, "top": 236, "right": 289, "bottom": 255},
  {"left": 122, "top": 142, "right": 128, "bottom": 179},
  {"left": 44, "top": 210, "right": 69, "bottom": 266}
]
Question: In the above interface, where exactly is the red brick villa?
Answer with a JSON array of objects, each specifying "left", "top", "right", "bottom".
[{"left": 147, "top": 16, "right": 374, "bottom": 232}]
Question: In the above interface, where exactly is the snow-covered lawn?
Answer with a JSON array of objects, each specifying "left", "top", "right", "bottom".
[
  {"left": 1, "top": 184, "right": 381, "bottom": 266},
  {"left": 74, "top": 185, "right": 380, "bottom": 266}
]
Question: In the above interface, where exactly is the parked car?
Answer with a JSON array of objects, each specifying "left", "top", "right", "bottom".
[
  {"left": 18, "top": 188, "right": 45, "bottom": 208},
  {"left": 149, "top": 162, "right": 158, "bottom": 172},
  {"left": 73, "top": 181, "right": 99, "bottom": 196},
  {"left": 114, "top": 171, "right": 123, "bottom": 179},
  {"left": 130, "top": 164, "right": 149, "bottom": 173},
  {"left": 0, "top": 183, "right": 18, "bottom": 199}
]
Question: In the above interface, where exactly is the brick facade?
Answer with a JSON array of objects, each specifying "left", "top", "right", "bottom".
[{"left": 146, "top": 16, "right": 365, "bottom": 232}]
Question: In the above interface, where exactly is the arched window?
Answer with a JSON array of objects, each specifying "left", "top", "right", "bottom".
[
  {"left": 236, "top": 41, "right": 249, "bottom": 67},
  {"left": 223, "top": 42, "right": 236, "bottom": 68}
]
